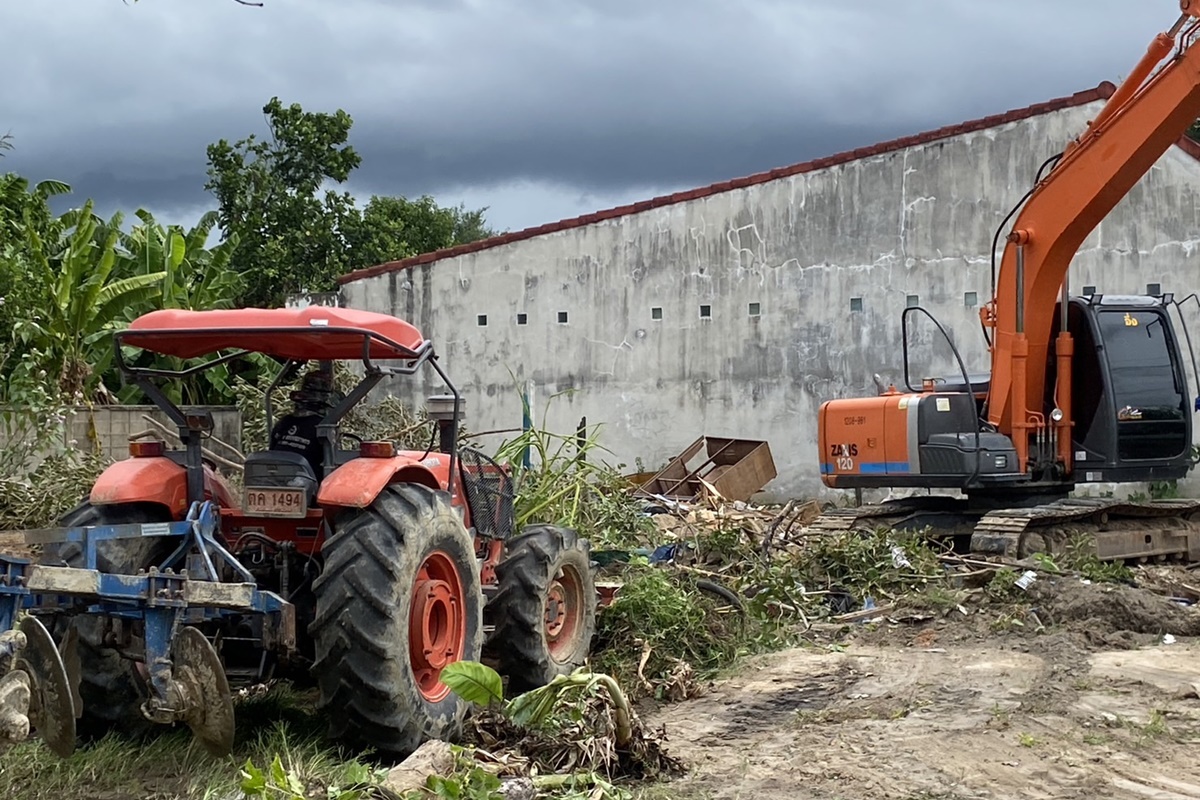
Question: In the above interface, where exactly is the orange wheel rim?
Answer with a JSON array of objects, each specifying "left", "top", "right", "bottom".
[
  {"left": 545, "top": 563, "right": 585, "bottom": 662},
  {"left": 409, "top": 549, "right": 466, "bottom": 702}
]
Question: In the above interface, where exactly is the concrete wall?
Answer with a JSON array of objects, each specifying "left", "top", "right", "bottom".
[
  {"left": 341, "top": 99, "right": 1200, "bottom": 501},
  {"left": 0, "top": 405, "right": 242, "bottom": 472}
]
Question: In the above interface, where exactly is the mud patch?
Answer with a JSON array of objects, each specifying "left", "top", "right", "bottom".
[
  {"left": 1027, "top": 578, "right": 1200, "bottom": 637},
  {"left": 704, "top": 666, "right": 854, "bottom": 739}
]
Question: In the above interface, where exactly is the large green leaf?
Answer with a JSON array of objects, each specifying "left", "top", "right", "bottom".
[
  {"left": 87, "top": 273, "right": 165, "bottom": 335},
  {"left": 168, "top": 228, "right": 186, "bottom": 269},
  {"left": 506, "top": 682, "right": 562, "bottom": 728},
  {"left": 32, "top": 179, "right": 71, "bottom": 198},
  {"left": 439, "top": 660, "right": 504, "bottom": 707}
]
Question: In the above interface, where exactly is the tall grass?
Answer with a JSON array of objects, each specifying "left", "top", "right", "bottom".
[{"left": 492, "top": 391, "right": 653, "bottom": 549}]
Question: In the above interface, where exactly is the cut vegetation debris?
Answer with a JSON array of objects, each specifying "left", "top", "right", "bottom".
[{"left": 3, "top": 406, "right": 1200, "bottom": 799}]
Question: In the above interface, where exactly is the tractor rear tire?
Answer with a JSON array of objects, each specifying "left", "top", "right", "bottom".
[
  {"left": 45, "top": 501, "right": 176, "bottom": 741},
  {"left": 483, "top": 524, "right": 597, "bottom": 694},
  {"left": 309, "top": 483, "right": 483, "bottom": 757}
]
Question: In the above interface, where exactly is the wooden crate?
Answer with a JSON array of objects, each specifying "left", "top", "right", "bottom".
[{"left": 633, "top": 436, "right": 776, "bottom": 502}]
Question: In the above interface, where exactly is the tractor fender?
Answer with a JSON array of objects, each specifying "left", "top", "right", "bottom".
[
  {"left": 318, "top": 455, "right": 451, "bottom": 509},
  {"left": 90, "top": 457, "right": 236, "bottom": 518}
]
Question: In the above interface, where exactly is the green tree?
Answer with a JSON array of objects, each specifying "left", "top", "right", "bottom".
[
  {"left": 114, "top": 210, "right": 250, "bottom": 405},
  {"left": 205, "top": 97, "right": 362, "bottom": 308},
  {"left": 344, "top": 195, "right": 497, "bottom": 269},
  {"left": 206, "top": 97, "right": 498, "bottom": 307},
  {"left": 0, "top": 173, "right": 71, "bottom": 250},
  {"left": 0, "top": 133, "right": 11, "bottom": 157},
  {"left": 0, "top": 175, "right": 74, "bottom": 390}
]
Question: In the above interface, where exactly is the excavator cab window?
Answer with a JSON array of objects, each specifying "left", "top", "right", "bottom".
[
  {"left": 1058, "top": 298, "right": 1191, "bottom": 477},
  {"left": 1096, "top": 306, "right": 1187, "bottom": 461}
]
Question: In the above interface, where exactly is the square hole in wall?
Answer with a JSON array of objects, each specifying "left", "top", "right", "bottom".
[
  {"left": 748, "top": 302, "right": 761, "bottom": 317},
  {"left": 699, "top": 304, "right": 712, "bottom": 319},
  {"left": 964, "top": 291, "right": 978, "bottom": 308},
  {"left": 651, "top": 307, "right": 663, "bottom": 320},
  {"left": 516, "top": 312, "right": 528, "bottom": 325},
  {"left": 1147, "top": 282, "right": 1162, "bottom": 296},
  {"left": 557, "top": 311, "right": 569, "bottom": 324},
  {"left": 1083, "top": 285, "right": 1097, "bottom": 296},
  {"left": 477, "top": 314, "right": 488, "bottom": 327},
  {"left": 850, "top": 297, "right": 863, "bottom": 312},
  {"left": 906, "top": 294, "right": 920, "bottom": 308}
]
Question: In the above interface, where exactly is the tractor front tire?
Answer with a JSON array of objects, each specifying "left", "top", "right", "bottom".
[
  {"left": 45, "top": 501, "right": 176, "bottom": 741},
  {"left": 484, "top": 524, "right": 597, "bottom": 694},
  {"left": 310, "top": 483, "right": 483, "bottom": 757}
]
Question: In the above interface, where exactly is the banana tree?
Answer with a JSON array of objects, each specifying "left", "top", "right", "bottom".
[
  {"left": 12, "top": 200, "right": 165, "bottom": 402},
  {"left": 0, "top": 173, "right": 71, "bottom": 248},
  {"left": 115, "top": 209, "right": 249, "bottom": 405}
]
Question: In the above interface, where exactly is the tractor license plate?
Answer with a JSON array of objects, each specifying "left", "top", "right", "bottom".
[{"left": 244, "top": 487, "right": 307, "bottom": 518}]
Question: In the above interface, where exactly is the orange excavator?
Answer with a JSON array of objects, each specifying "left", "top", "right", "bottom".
[{"left": 815, "top": 2, "right": 1200, "bottom": 562}]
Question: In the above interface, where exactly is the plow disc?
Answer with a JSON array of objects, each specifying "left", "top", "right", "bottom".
[
  {"left": 168, "top": 627, "right": 235, "bottom": 757},
  {"left": 0, "top": 616, "right": 77, "bottom": 758}
]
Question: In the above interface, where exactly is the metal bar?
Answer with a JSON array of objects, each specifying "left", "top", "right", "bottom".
[
  {"left": 142, "top": 606, "right": 178, "bottom": 722},
  {"left": 316, "top": 368, "right": 384, "bottom": 466},
  {"left": 1016, "top": 244, "right": 1026, "bottom": 334},
  {"left": 428, "top": 351, "right": 461, "bottom": 490},
  {"left": 22, "top": 569, "right": 287, "bottom": 614},
  {"left": 118, "top": 348, "right": 250, "bottom": 381},
  {"left": 1060, "top": 275, "right": 1068, "bottom": 332},
  {"left": 135, "top": 375, "right": 187, "bottom": 428}
]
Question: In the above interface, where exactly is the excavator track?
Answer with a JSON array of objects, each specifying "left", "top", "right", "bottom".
[
  {"left": 810, "top": 497, "right": 1200, "bottom": 563},
  {"left": 970, "top": 497, "right": 1200, "bottom": 562}
]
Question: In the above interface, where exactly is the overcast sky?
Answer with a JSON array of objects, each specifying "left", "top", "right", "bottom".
[{"left": 0, "top": 1, "right": 1184, "bottom": 236}]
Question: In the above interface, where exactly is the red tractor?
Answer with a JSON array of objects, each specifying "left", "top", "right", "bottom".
[{"left": 0, "top": 306, "right": 597, "bottom": 758}]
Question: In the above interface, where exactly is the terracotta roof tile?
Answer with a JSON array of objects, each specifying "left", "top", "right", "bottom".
[{"left": 338, "top": 80, "right": 1189, "bottom": 285}]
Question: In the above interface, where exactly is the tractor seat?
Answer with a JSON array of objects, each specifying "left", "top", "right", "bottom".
[{"left": 242, "top": 451, "right": 319, "bottom": 504}]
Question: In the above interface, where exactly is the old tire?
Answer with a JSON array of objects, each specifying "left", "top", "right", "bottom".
[
  {"left": 310, "top": 483, "right": 483, "bottom": 757},
  {"left": 44, "top": 501, "right": 176, "bottom": 741},
  {"left": 483, "top": 524, "right": 597, "bottom": 694}
]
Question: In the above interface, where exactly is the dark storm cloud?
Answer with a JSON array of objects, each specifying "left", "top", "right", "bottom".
[{"left": 0, "top": 0, "right": 1182, "bottom": 227}]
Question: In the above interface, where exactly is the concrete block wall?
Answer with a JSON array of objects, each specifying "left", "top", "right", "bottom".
[{"left": 0, "top": 406, "right": 242, "bottom": 473}]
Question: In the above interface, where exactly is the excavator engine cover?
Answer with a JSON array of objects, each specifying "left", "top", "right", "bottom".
[{"left": 819, "top": 392, "right": 1022, "bottom": 490}]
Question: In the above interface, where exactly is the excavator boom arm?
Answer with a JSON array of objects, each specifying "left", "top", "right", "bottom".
[{"left": 987, "top": 7, "right": 1200, "bottom": 463}]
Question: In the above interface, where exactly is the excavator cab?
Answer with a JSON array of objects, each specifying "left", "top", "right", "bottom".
[
  {"left": 1051, "top": 293, "right": 1194, "bottom": 484},
  {"left": 818, "top": 291, "right": 1197, "bottom": 495}
]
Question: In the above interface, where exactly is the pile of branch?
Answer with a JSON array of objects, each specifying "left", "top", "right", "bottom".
[{"left": 645, "top": 496, "right": 823, "bottom": 555}]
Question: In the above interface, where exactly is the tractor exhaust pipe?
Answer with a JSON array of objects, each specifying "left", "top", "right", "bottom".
[{"left": 426, "top": 395, "right": 465, "bottom": 454}]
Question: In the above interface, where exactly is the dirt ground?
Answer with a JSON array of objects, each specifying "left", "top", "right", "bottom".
[{"left": 645, "top": 575, "right": 1200, "bottom": 800}]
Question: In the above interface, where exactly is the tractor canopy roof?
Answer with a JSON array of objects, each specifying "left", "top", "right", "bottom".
[{"left": 119, "top": 307, "right": 427, "bottom": 362}]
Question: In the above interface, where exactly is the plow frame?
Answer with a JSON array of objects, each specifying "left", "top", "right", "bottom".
[{"left": 0, "top": 499, "right": 294, "bottom": 756}]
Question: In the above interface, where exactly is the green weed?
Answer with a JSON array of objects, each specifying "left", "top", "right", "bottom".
[
  {"left": 0, "top": 683, "right": 377, "bottom": 800},
  {"left": 591, "top": 563, "right": 758, "bottom": 694}
]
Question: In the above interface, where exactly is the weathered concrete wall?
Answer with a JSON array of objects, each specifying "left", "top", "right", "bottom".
[
  {"left": 342, "top": 99, "right": 1200, "bottom": 501},
  {"left": 0, "top": 406, "right": 242, "bottom": 473}
]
